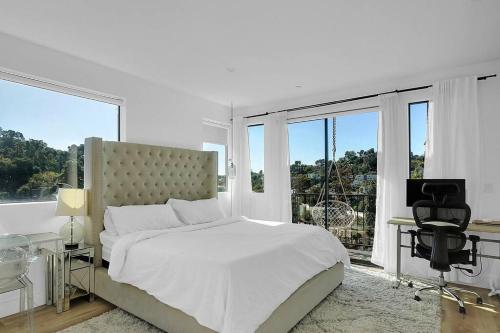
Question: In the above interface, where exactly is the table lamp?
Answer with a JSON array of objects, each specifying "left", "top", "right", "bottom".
[{"left": 55, "top": 188, "right": 87, "bottom": 249}]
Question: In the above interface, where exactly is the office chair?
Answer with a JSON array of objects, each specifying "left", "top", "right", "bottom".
[{"left": 409, "top": 183, "right": 481, "bottom": 314}]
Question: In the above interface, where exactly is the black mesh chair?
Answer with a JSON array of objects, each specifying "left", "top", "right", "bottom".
[{"left": 409, "top": 183, "right": 481, "bottom": 314}]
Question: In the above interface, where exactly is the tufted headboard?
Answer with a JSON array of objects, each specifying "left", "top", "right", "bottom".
[{"left": 83, "top": 137, "right": 217, "bottom": 266}]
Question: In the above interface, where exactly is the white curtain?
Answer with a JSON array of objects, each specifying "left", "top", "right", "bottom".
[
  {"left": 263, "top": 113, "right": 292, "bottom": 222},
  {"left": 371, "top": 93, "right": 409, "bottom": 271},
  {"left": 424, "top": 76, "right": 480, "bottom": 219},
  {"left": 424, "top": 76, "right": 485, "bottom": 285},
  {"left": 232, "top": 116, "right": 253, "bottom": 217}
]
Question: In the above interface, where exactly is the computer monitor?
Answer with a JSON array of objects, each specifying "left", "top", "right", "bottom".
[{"left": 406, "top": 179, "right": 465, "bottom": 207}]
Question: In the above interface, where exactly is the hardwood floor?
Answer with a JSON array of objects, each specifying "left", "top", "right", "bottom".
[
  {"left": 1, "top": 287, "right": 499, "bottom": 333},
  {"left": 0, "top": 297, "right": 115, "bottom": 333},
  {"left": 441, "top": 284, "right": 500, "bottom": 333}
]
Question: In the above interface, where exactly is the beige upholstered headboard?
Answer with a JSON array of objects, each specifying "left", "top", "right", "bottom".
[{"left": 83, "top": 137, "right": 218, "bottom": 266}]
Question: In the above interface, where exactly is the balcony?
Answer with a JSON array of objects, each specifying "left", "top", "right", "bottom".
[{"left": 292, "top": 193, "right": 376, "bottom": 254}]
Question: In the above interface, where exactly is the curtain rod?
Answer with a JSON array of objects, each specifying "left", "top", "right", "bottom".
[
  {"left": 287, "top": 105, "right": 379, "bottom": 122},
  {"left": 244, "top": 74, "right": 497, "bottom": 119}
]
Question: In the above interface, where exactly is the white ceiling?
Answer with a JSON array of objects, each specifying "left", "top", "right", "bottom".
[{"left": 1, "top": 0, "right": 499, "bottom": 107}]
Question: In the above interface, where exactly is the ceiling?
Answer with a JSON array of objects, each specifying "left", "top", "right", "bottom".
[{"left": 1, "top": 0, "right": 499, "bottom": 107}]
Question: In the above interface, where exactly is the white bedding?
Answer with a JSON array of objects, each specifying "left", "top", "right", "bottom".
[
  {"left": 108, "top": 217, "right": 350, "bottom": 333},
  {"left": 100, "top": 231, "right": 118, "bottom": 262}
]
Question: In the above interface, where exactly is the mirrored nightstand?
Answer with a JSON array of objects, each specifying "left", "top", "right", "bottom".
[{"left": 62, "top": 244, "right": 95, "bottom": 311}]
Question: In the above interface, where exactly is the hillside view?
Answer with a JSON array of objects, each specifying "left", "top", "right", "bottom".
[
  {"left": 0, "top": 127, "right": 424, "bottom": 207},
  {"left": 0, "top": 127, "right": 84, "bottom": 202}
]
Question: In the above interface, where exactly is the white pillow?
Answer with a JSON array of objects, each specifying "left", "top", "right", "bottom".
[
  {"left": 168, "top": 198, "right": 226, "bottom": 225},
  {"left": 106, "top": 204, "right": 185, "bottom": 236},
  {"left": 104, "top": 208, "right": 119, "bottom": 236}
]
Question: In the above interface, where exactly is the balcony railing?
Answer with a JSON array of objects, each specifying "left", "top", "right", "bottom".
[{"left": 292, "top": 193, "right": 376, "bottom": 252}]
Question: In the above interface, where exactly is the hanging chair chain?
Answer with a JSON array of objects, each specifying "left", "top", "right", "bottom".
[
  {"left": 316, "top": 118, "right": 349, "bottom": 205},
  {"left": 332, "top": 117, "right": 336, "bottom": 161},
  {"left": 332, "top": 117, "right": 348, "bottom": 203}
]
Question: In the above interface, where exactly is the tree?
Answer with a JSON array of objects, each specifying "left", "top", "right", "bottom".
[
  {"left": 410, "top": 153, "right": 424, "bottom": 179},
  {"left": 251, "top": 170, "right": 264, "bottom": 192},
  {"left": 16, "top": 171, "right": 60, "bottom": 200},
  {"left": 0, "top": 127, "right": 75, "bottom": 202}
]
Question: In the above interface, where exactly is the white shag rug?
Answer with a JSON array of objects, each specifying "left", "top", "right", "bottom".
[{"left": 59, "top": 266, "right": 440, "bottom": 333}]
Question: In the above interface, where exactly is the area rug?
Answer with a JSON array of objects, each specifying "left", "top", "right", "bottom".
[{"left": 59, "top": 266, "right": 440, "bottom": 333}]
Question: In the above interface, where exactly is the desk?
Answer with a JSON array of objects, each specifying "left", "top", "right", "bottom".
[{"left": 389, "top": 217, "right": 500, "bottom": 287}]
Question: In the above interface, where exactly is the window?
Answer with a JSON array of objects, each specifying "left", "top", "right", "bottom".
[
  {"left": 409, "top": 101, "right": 428, "bottom": 179},
  {"left": 248, "top": 124, "right": 264, "bottom": 192},
  {"left": 202, "top": 142, "right": 227, "bottom": 192},
  {"left": 288, "top": 111, "right": 378, "bottom": 253},
  {"left": 0, "top": 78, "right": 120, "bottom": 203},
  {"left": 289, "top": 119, "right": 325, "bottom": 195}
]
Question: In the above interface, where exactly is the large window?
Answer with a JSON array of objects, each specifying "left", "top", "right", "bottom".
[
  {"left": 409, "top": 101, "right": 428, "bottom": 179},
  {"left": 248, "top": 124, "right": 264, "bottom": 192},
  {"left": 0, "top": 78, "right": 120, "bottom": 203},
  {"left": 202, "top": 142, "right": 227, "bottom": 192},
  {"left": 289, "top": 111, "right": 378, "bottom": 253}
]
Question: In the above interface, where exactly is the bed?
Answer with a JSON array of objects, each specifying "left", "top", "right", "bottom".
[{"left": 84, "top": 137, "right": 347, "bottom": 333}]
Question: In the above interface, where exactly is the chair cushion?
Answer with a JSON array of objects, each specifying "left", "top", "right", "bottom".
[{"left": 422, "top": 221, "right": 459, "bottom": 228}]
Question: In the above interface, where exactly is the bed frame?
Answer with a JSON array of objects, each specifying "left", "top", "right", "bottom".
[{"left": 84, "top": 137, "right": 344, "bottom": 333}]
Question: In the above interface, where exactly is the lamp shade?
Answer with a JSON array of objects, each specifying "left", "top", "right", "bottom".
[{"left": 55, "top": 188, "right": 87, "bottom": 217}]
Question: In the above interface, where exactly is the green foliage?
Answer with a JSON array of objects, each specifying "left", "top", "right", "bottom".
[
  {"left": 251, "top": 170, "right": 264, "bottom": 192},
  {"left": 290, "top": 148, "right": 378, "bottom": 196},
  {"left": 217, "top": 175, "right": 227, "bottom": 192},
  {"left": 0, "top": 127, "right": 84, "bottom": 202},
  {"left": 410, "top": 152, "right": 424, "bottom": 179}
]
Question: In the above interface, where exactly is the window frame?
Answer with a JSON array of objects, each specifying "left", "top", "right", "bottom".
[
  {"left": 408, "top": 100, "right": 429, "bottom": 179},
  {"left": 0, "top": 69, "right": 123, "bottom": 205},
  {"left": 202, "top": 142, "right": 228, "bottom": 192}
]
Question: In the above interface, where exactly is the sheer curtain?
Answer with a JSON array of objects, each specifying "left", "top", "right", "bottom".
[
  {"left": 424, "top": 76, "right": 485, "bottom": 285},
  {"left": 232, "top": 116, "right": 253, "bottom": 217},
  {"left": 371, "top": 93, "right": 409, "bottom": 271},
  {"left": 264, "top": 112, "right": 292, "bottom": 222},
  {"left": 424, "top": 76, "right": 480, "bottom": 219}
]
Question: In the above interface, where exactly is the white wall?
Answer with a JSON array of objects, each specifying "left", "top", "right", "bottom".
[{"left": 0, "top": 32, "right": 230, "bottom": 317}]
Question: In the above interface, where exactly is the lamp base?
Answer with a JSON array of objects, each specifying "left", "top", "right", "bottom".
[{"left": 64, "top": 243, "right": 80, "bottom": 250}]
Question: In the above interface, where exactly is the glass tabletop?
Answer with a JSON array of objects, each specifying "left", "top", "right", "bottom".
[{"left": 26, "top": 232, "right": 63, "bottom": 244}]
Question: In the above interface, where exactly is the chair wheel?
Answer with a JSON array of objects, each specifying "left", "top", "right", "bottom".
[
  {"left": 408, "top": 282, "right": 413, "bottom": 288},
  {"left": 459, "top": 306, "right": 466, "bottom": 314},
  {"left": 476, "top": 297, "right": 483, "bottom": 305},
  {"left": 414, "top": 295, "right": 421, "bottom": 302}
]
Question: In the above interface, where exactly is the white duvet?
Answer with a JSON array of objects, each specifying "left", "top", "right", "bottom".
[{"left": 108, "top": 217, "right": 350, "bottom": 333}]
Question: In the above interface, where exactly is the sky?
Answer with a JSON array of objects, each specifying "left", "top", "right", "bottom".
[
  {"left": 0, "top": 79, "right": 119, "bottom": 150},
  {"left": 249, "top": 103, "right": 427, "bottom": 172},
  {"left": 409, "top": 102, "right": 427, "bottom": 157}
]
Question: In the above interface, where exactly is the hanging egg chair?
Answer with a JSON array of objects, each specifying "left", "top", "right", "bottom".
[{"left": 311, "top": 117, "right": 356, "bottom": 235}]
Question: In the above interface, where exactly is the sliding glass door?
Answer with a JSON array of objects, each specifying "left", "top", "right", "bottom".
[
  {"left": 289, "top": 111, "right": 378, "bottom": 254},
  {"left": 289, "top": 119, "right": 326, "bottom": 223}
]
